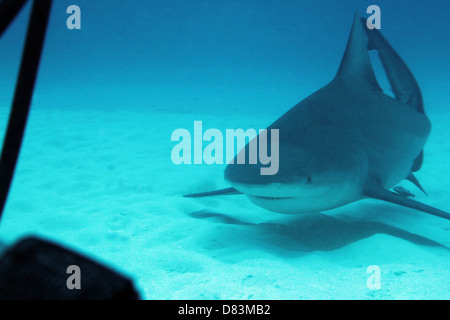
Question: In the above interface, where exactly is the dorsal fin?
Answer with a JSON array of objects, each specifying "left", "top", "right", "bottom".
[{"left": 335, "top": 13, "right": 380, "bottom": 90}]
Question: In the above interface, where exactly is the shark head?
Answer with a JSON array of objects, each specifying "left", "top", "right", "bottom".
[
  {"left": 225, "top": 166, "right": 364, "bottom": 214},
  {"left": 224, "top": 105, "right": 368, "bottom": 214}
]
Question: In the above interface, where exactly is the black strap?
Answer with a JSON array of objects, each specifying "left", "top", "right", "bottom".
[
  {"left": 0, "top": 0, "right": 52, "bottom": 222},
  {"left": 0, "top": 0, "right": 27, "bottom": 37}
]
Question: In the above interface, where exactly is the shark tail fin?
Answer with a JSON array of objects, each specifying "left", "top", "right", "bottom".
[
  {"left": 184, "top": 187, "right": 242, "bottom": 198},
  {"left": 360, "top": 17, "right": 425, "bottom": 115},
  {"left": 364, "top": 184, "right": 450, "bottom": 221}
]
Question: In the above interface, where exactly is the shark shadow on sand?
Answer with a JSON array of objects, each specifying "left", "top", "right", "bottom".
[{"left": 189, "top": 210, "right": 448, "bottom": 253}]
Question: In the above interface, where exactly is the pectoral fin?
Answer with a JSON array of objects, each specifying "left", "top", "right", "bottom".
[
  {"left": 184, "top": 187, "right": 241, "bottom": 198},
  {"left": 364, "top": 183, "right": 450, "bottom": 221},
  {"left": 406, "top": 172, "right": 427, "bottom": 195}
]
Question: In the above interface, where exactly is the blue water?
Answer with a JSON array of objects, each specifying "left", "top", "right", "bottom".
[
  {"left": 0, "top": 0, "right": 448, "bottom": 299},
  {"left": 2, "top": 0, "right": 449, "bottom": 114}
]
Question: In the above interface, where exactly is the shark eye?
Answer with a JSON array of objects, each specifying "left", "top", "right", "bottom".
[{"left": 306, "top": 176, "right": 313, "bottom": 184}]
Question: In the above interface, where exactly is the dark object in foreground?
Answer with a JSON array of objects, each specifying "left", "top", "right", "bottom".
[{"left": 0, "top": 236, "right": 140, "bottom": 300}]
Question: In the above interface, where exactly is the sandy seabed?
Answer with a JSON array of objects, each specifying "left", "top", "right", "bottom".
[{"left": 0, "top": 104, "right": 448, "bottom": 300}]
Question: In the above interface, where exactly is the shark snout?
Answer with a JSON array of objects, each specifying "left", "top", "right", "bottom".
[
  {"left": 224, "top": 155, "right": 324, "bottom": 198},
  {"left": 225, "top": 160, "right": 363, "bottom": 214},
  {"left": 226, "top": 179, "right": 340, "bottom": 214}
]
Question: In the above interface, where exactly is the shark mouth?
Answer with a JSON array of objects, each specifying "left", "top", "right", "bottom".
[
  {"left": 229, "top": 182, "right": 353, "bottom": 214},
  {"left": 245, "top": 193, "right": 331, "bottom": 214},
  {"left": 229, "top": 181, "right": 329, "bottom": 200},
  {"left": 250, "top": 195, "right": 294, "bottom": 200}
]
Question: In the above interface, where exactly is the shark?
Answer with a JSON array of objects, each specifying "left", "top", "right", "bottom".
[{"left": 184, "top": 14, "right": 450, "bottom": 221}]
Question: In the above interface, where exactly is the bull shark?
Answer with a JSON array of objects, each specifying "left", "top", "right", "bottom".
[{"left": 185, "top": 14, "right": 450, "bottom": 221}]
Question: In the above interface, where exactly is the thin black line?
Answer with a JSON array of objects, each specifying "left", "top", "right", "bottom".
[{"left": 0, "top": 0, "right": 53, "bottom": 222}]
